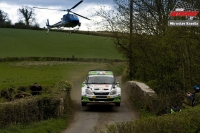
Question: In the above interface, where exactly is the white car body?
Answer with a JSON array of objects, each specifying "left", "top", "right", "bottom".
[{"left": 81, "top": 70, "right": 121, "bottom": 106}]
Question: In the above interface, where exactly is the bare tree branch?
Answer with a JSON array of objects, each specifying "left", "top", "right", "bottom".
[
  {"left": 18, "top": 6, "right": 35, "bottom": 26},
  {"left": 0, "top": 10, "right": 9, "bottom": 24}
]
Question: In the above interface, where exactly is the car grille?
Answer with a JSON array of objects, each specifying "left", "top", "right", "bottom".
[
  {"left": 94, "top": 92, "right": 109, "bottom": 95},
  {"left": 89, "top": 98, "right": 114, "bottom": 101},
  {"left": 96, "top": 96, "right": 107, "bottom": 98}
]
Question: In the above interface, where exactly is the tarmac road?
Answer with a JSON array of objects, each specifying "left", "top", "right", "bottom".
[{"left": 61, "top": 76, "right": 139, "bottom": 133}]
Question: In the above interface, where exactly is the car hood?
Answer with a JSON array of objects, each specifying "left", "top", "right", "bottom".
[{"left": 88, "top": 84, "right": 113, "bottom": 91}]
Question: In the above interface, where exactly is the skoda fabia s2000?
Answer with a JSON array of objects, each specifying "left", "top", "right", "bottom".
[{"left": 81, "top": 70, "right": 121, "bottom": 106}]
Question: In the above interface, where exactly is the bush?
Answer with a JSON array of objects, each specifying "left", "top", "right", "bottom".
[
  {"left": 0, "top": 81, "right": 73, "bottom": 128},
  {"left": 92, "top": 106, "right": 200, "bottom": 133}
]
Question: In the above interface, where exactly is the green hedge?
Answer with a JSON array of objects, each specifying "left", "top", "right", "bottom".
[
  {"left": 0, "top": 57, "right": 125, "bottom": 62},
  {"left": 92, "top": 106, "right": 200, "bottom": 133},
  {"left": 0, "top": 81, "right": 73, "bottom": 128}
]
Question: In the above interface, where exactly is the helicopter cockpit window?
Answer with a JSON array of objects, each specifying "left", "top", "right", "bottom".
[
  {"left": 73, "top": 15, "right": 78, "bottom": 19},
  {"left": 69, "top": 14, "right": 78, "bottom": 20},
  {"left": 70, "top": 14, "right": 74, "bottom": 19},
  {"left": 62, "top": 15, "right": 67, "bottom": 21}
]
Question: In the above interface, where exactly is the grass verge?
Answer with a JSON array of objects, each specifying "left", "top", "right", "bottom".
[{"left": 0, "top": 116, "right": 70, "bottom": 133}]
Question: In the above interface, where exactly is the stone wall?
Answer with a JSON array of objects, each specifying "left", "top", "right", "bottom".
[{"left": 125, "top": 81, "right": 157, "bottom": 107}]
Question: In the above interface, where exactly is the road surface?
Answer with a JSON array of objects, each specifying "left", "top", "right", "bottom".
[{"left": 61, "top": 76, "right": 139, "bottom": 133}]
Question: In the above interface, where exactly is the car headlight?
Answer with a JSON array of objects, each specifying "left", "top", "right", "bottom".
[
  {"left": 85, "top": 88, "right": 94, "bottom": 95},
  {"left": 110, "top": 90, "right": 117, "bottom": 95}
]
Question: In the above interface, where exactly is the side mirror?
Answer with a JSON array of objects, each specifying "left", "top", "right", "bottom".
[
  {"left": 82, "top": 82, "right": 85, "bottom": 87},
  {"left": 116, "top": 82, "right": 120, "bottom": 87}
]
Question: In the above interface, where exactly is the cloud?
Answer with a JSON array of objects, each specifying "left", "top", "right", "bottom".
[
  {"left": 0, "top": 3, "right": 20, "bottom": 23},
  {"left": 0, "top": 0, "right": 114, "bottom": 7},
  {"left": 0, "top": 0, "right": 114, "bottom": 31}
]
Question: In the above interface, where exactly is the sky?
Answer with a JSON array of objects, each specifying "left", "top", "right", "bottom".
[{"left": 0, "top": 0, "right": 114, "bottom": 31}]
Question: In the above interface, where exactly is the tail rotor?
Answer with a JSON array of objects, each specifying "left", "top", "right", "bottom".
[{"left": 46, "top": 19, "right": 50, "bottom": 33}]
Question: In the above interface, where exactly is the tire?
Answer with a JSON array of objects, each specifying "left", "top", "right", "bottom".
[
  {"left": 82, "top": 102, "right": 87, "bottom": 106},
  {"left": 115, "top": 103, "right": 120, "bottom": 107}
]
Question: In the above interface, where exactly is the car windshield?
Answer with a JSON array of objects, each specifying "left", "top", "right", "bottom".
[{"left": 87, "top": 76, "right": 115, "bottom": 84}]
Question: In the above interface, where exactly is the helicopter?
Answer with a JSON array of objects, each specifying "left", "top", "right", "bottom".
[{"left": 33, "top": 0, "right": 90, "bottom": 33}]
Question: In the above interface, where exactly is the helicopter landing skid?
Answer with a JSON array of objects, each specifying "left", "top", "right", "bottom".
[
  {"left": 73, "top": 26, "right": 80, "bottom": 32},
  {"left": 68, "top": 26, "right": 80, "bottom": 34}
]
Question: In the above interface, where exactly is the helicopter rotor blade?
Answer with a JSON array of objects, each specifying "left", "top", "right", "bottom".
[
  {"left": 69, "top": 11, "right": 90, "bottom": 20},
  {"left": 69, "top": 0, "right": 83, "bottom": 11},
  {"left": 34, "top": 0, "right": 84, "bottom": 12},
  {"left": 33, "top": 7, "right": 67, "bottom": 11}
]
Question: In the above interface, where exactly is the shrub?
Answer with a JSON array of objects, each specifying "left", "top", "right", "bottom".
[
  {"left": 92, "top": 106, "right": 200, "bottom": 133},
  {"left": 0, "top": 81, "right": 73, "bottom": 128}
]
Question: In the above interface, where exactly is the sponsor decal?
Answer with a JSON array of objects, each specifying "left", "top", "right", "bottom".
[
  {"left": 88, "top": 71, "right": 113, "bottom": 75},
  {"left": 93, "top": 84, "right": 110, "bottom": 88}
]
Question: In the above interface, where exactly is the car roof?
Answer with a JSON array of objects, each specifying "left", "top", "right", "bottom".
[
  {"left": 88, "top": 70, "right": 113, "bottom": 76},
  {"left": 88, "top": 75, "right": 114, "bottom": 78}
]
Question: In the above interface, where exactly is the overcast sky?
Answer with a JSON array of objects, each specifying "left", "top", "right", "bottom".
[{"left": 0, "top": 0, "right": 115, "bottom": 31}]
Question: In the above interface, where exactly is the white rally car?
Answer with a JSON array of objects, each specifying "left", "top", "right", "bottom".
[{"left": 81, "top": 70, "right": 121, "bottom": 106}]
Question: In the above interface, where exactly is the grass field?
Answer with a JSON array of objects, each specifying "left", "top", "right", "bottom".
[
  {"left": 0, "top": 28, "right": 122, "bottom": 59},
  {"left": 0, "top": 61, "right": 113, "bottom": 89},
  {"left": 0, "top": 28, "right": 125, "bottom": 133}
]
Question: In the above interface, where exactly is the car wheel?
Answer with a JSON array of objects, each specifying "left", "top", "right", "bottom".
[
  {"left": 82, "top": 102, "right": 87, "bottom": 106},
  {"left": 115, "top": 103, "right": 120, "bottom": 107}
]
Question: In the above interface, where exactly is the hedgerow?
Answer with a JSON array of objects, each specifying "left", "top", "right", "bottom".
[
  {"left": 0, "top": 81, "right": 73, "bottom": 128},
  {"left": 92, "top": 106, "right": 200, "bottom": 133}
]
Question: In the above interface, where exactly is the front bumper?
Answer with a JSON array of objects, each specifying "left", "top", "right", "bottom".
[{"left": 81, "top": 95, "right": 121, "bottom": 103}]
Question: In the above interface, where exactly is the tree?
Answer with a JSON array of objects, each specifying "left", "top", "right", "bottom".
[
  {"left": 95, "top": 0, "right": 200, "bottom": 91},
  {"left": 18, "top": 6, "right": 35, "bottom": 26},
  {"left": 95, "top": 0, "right": 137, "bottom": 79},
  {"left": 93, "top": 0, "right": 200, "bottom": 113},
  {"left": 0, "top": 9, "right": 9, "bottom": 24}
]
